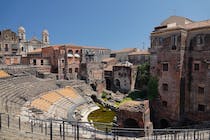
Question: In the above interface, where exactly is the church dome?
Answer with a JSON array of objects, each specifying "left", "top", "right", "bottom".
[{"left": 18, "top": 26, "right": 25, "bottom": 32}]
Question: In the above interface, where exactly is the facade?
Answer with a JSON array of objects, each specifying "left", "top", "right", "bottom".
[
  {"left": 58, "top": 45, "right": 82, "bottom": 80},
  {"left": 0, "top": 29, "right": 19, "bottom": 64},
  {"left": 42, "top": 45, "right": 82, "bottom": 80},
  {"left": 149, "top": 16, "right": 210, "bottom": 128},
  {"left": 104, "top": 61, "right": 137, "bottom": 93},
  {"left": 26, "top": 48, "right": 50, "bottom": 66}
]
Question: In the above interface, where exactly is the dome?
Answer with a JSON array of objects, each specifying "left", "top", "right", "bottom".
[
  {"left": 42, "top": 29, "right": 49, "bottom": 34},
  {"left": 18, "top": 26, "right": 25, "bottom": 32}
]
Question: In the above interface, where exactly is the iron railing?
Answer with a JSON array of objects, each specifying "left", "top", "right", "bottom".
[{"left": 0, "top": 113, "right": 210, "bottom": 140}]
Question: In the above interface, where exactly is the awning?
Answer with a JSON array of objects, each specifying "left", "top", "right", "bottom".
[
  {"left": 67, "top": 54, "right": 73, "bottom": 57},
  {"left": 74, "top": 54, "right": 80, "bottom": 58}
]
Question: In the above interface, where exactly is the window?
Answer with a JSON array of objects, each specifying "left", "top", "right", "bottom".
[
  {"left": 197, "top": 35, "right": 204, "bottom": 45},
  {"left": 21, "top": 47, "right": 24, "bottom": 51},
  {"left": 75, "top": 68, "right": 79, "bottom": 73},
  {"left": 110, "top": 54, "right": 116, "bottom": 58},
  {"left": 33, "top": 59, "right": 36, "bottom": 65},
  {"left": 162, "top": 83, "right": 168, "bottom": 91},
  {"left": 162, "top": 101, "right": 167, "bottom": 107},
  {"left": 194, "top": 63, "right": 200, "bottom": 71},
  {"left": 40, "top": 60, "right": 44, "bottom": 65},
  {"left": 62, "top": 59, "right": 65, "bottom": 63},
  {"left": 198, "top": 104, "right": 205, "bottom": 112},
  {"left": 63, "top": 68, "right": 65, "bottom": 73},
  {"left": 69, "top": 68, "right": 72, "bottom": 73},
  {"left": 68, "top": 50, "right": 73, "bottom": 54},
  {"left": 68, "top": 50, "right": 73, "bottom": 57},
  {"left": 75, "top": 50, "right": 79, "bottom": 54},
  {"left": 0, "top": 44, "right": 1, "bottom": 51},
  {"left": 171, "top": 35, "right": 177, "bottom": 50},
  {"left": 162, "top": 63, "right": 168, "bottom": 71},
  {"left": 198, "top": 86, "right": 204, "bottom": 94},
  {"left": 5, "top": 44, "right": 8, "bottom": 52}
]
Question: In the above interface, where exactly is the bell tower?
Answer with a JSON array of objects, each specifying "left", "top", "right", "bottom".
[
  {"left": 18, "top": 26, "right": 26, "bottom": 42},
  {"left": 42, "top": 29, "right": 49, "bottom": 46}
]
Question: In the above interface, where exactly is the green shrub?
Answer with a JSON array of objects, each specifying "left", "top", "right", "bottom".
[{"left": 101, "top": 91, "right": 107, "bottom": 98}]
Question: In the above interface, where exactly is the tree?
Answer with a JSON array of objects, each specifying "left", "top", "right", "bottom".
[
  {"left": 135, "top": 62, "right": 150, "bottom": 89},
  {"left": 147, "top": 76, "right": 158, "bottom": 100}
]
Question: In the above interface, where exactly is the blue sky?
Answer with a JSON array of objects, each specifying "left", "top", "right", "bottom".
[{"left": 1, "top": 0, "right": 210, "bottom": 50}]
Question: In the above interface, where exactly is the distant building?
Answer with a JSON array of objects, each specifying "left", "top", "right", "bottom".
[
  {"left": 128, "top": 50, "right": 150, "bottom": 65},
  {"left": 0, "top": 27, "right": 50, "bottom": 65},
  {"left": 150, "top": 16, "right": 210, "bottom": 128},
  {"left": 41, "top": 45, "right": 82, "bottom": 80},
  {"left": 34, "top": 44, "right": 111, "bottom": 83},
  {"left": 110, "top": 48, "right": 138, "bottom": 62},
  {"left": 104, "top": 61, "right": 137, "bottom": 93},
  {"left": 80, "top": 46, "right": 111, "bottom": 83}
]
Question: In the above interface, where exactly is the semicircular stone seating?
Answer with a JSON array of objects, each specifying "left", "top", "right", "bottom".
[
  {"left": 29, "top": 86, "right": 85, "bottom": 119},
  {"left": 0, "top": 70, "right": 10, "bottom": 78}
]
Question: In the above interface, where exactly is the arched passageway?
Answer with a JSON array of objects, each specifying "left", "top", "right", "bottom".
[
  {"left": 160, "top": 119, "right": 169, "bottom": 128},
  {"left": 123, "top": 118, "right": 140, "bottom": 128}
]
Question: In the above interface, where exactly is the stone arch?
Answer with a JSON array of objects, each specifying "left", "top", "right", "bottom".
[
  {"left": 123, "top": 118, "right": 140, "bottom": 128},
  {"left": 160, "top": 118, "right": 170, "bottom": 128}
]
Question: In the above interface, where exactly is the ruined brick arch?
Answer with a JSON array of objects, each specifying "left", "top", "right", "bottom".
[
  {"left": 159, "top": 118, "right": 170, "bottom": 128},
  {"left": 123, "top": 118, "right": 142, "bottom": 128}
]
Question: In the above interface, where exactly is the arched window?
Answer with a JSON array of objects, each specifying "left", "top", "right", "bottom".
[
  {"left": 75, "top": 50, "right": 79, "bottom": 54},
  {"left": 75, "top": 68, "right": 79, "bottom": 73}
]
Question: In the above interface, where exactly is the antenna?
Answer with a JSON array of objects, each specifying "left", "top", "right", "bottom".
[{"left": 142, "top": 42, "right": 145, "bottom": 50}]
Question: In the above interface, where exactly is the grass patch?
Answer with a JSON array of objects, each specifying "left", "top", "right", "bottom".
[
  {"left": 88, "top": 104, "right": 116, "bottom": 131},
  {"left": 114, "top": 97, "right": 132, "bottom": 107}
]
